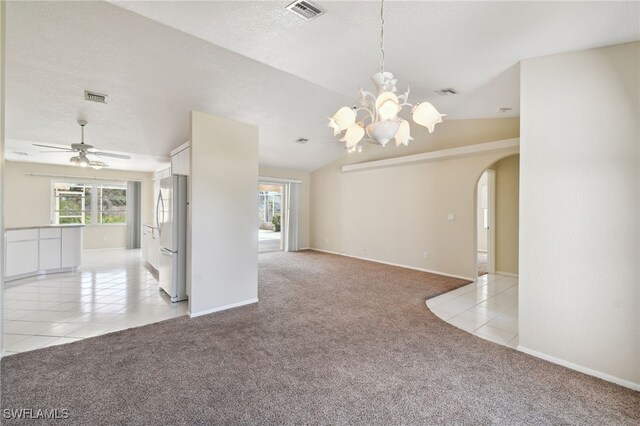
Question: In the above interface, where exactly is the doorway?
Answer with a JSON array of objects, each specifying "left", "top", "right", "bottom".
[
  {"left": 476, "top": 170, "right": 495, "bottom": 276},
  {"left": 258, "top": 183, "right": 284, "bottom": 252},
  {"left": 475, "top": 154, "right": 520, "bottom": 278}
]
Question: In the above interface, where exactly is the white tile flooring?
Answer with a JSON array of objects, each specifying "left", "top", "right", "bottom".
[
  {"left": 2, "top": 249, "right": 188, "bottom": 355},
  {"left": 427, "top": 273, "right": 519, "bottom": 348}
]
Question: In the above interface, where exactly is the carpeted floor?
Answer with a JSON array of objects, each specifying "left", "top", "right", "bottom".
[{"left": 1, "top": 251, "right": 639, "bottom": 424}]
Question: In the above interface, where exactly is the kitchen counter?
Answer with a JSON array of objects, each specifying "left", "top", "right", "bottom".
[{"left": 7, "top": 224, "right": 85, "bottom": 231}]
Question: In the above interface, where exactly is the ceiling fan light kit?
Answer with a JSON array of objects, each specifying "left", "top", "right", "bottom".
[
  {"left": 33, "top": 119, "right": 130, "bottom": 169},
  {"left": 328, "top": 0, "right": 445, "bottom": 153}
]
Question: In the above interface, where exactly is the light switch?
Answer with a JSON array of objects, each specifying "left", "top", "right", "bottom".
[{"left": 447, "top": 213, "right": 455, "bottom": 221}]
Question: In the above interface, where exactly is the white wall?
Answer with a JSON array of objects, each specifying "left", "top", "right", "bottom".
[
  {"left": 520, "top": 41, "right": 639, "bottom": 388},
  {"left": 310, "top": 118, "right": 520, "bottom": 280},
  {"left": 1, "top": 0, "right": 5, "bottom": 358},
  {"left": 189, "top": 111, "right": 258, "bottom": 316},
  {"left": 3, "top": 161, "right": 154, "bottom": 250},
  {"left": 258, "top": 166, "right": 310, "bottom": 249}
]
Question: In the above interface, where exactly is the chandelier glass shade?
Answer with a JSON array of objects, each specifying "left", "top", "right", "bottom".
[{"left": 328, "top": 0, "right": 445, "bottom": 153}]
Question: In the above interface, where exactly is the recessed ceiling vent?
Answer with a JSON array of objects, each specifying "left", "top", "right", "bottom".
[
  {"left": 84, "top": 90, "right": 108, "bottom": 104},
  {"left": 286, "top": 0, "right": 326, "bottom": 21},
  {"left": 435, "top": 88, "right": 458, "bottom": 96},
  {"left": 295, "top": 138, "right": 309, "bottom": 144}
]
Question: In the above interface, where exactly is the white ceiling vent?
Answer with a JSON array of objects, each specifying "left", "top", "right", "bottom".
[
  {"left": 435, "top": 88, "right": 458, "bottom": 96},
  {"left": 84, "top": 90, "right": 108, "bottom": 104},
  {"left": 286, "top": 0, "right": 326, "bottom": 21},
  {"left": 295, "top": 138, "right": 309, "bottom": 144}
]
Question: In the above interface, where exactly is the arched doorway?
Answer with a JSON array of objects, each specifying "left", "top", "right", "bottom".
[{"left": 474, "top": 154, "right": 520, "bottom": 278}]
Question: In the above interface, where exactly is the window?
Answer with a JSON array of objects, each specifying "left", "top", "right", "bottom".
[{"left": 53, "top": 181, "right": 126, "bottom": 225}]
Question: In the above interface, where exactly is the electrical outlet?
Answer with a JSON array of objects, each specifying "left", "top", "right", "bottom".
[
  {"left": 447, "top": 213, "right": 456, "bottom": 221},
  {"left": 324, "top": 238, "right": 329, "bottom": 243},
  {"left": 423, "top": 252, "right": 429, "bottom": 259}
]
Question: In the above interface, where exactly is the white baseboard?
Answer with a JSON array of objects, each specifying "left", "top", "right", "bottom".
[
  {"left": 495, "top": 271, "right": 519, "bottom": 277},
  {"left": 309, "top": 248, "right": 475, "bottom": 282},
  {"left": 517, "top": 345, "right": 640, "bottom": 391},
  {"left": 83, "top": 247, "right": 128, "bottom": 252},
  {"left": 189, "top": 298, "right": 258, "bottom": 318}
]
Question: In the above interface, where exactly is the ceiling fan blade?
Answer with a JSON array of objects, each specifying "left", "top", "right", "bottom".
[
  {"left": 33, "top": 143, "right": 75, "bottom": 151},
  {"left": 39, "top": 150, "right": 76, "bottom": 153},
  {"left": 91, "top": 151, "right": 131, "bottom": 159}
]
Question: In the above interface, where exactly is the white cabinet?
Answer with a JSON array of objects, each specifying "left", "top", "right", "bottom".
[
  {"left": 6, "top": 229, "right": 39, "bottom": 276},
  {"left": 143, "top": 224, "right": 160, "bottom": 271},
  {"left": 142, "top": 225, "right": 150, "bottom": 262},
  {"left": 170, "top": 144, "right": 190, "bottom": 176},
  {"left": 39, "top": 228, "right": 61, "bottom": 270},
  {"left": 6, "top": 240, "right": 39, "bottom": 277},
  {"left": 61, "top": 227, "right": 82, "bottom": 268},
  {"left": 4, "top": 226, "right": 82, "bottom": 281}
]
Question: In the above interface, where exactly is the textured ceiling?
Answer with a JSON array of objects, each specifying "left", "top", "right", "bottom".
[{"left": 5, "top": 1, "right": 640, "bottom": 172}]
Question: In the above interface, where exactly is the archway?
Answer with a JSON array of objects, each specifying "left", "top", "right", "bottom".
[{"left": 473, "top": 154, "right": 520, "bottom": 278}]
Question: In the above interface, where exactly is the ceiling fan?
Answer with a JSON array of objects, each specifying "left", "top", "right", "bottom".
[{"left": 33, "top": 120, "right": 131, "bottom": 169}]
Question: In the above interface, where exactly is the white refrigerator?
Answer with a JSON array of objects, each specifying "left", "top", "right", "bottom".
[{"left": 156, "top": 174, "right": 188, "bottom": 302}]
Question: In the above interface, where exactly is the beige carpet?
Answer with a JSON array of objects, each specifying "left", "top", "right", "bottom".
[{"left": 1, "top": 250, "right": 638, "bottom": 424}]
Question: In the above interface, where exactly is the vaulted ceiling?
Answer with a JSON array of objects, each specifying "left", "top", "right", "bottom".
[{"left": 5, "top": 1, "right": 639, "bottom": 172}]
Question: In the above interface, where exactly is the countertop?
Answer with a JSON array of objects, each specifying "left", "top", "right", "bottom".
[{"left": 6, "top": 224, "right": 85, "bottom": 231}]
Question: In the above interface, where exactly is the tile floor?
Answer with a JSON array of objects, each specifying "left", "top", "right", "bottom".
[
  {"left": 3, "top": 249, "right": 188, "bottom": 355},
  {"left": 427, "top": 273, "right": 519, "bottom": 348}
]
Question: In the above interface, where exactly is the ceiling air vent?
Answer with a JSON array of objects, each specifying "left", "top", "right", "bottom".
[
  {"left": 286, "top": 0, "right": 326, "bottom": 21},
  {"left": 435, "top": 88, "right": 458, "bottom": 96},
  {"left": 84, "top": 90, "right": 108, "bottom": 104},
  {"left": 295, "top": 138, "right": 309, "bottom": 144}
]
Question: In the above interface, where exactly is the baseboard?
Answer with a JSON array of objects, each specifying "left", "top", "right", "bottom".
[
  {"left": 495, "top": 271, "right": 519, "bottom": 277},
  {"left": 189, "top": 298, "right": 258, "bottom": 318},
  {"left": 309, "top": 248, "right": 475, "bottom": 282},
  {"left": 517, "top": 345, "right": 640, "bottom": 391},
  {"left": 83, "top": 247, "right": 129, "bottom": 251}
]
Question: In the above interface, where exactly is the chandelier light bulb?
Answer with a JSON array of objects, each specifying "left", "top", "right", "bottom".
[
  {"left": 340, "top": 123, "right": 365, "bottom": 149},
  {"left": 412, "top": 102, "right": 446, "bottom": 134},
  {"left": 328, "top": 107, "right": 357, "bottom": 136},
  {"left": 375, "top": 92, "right": 400, "bottom": 121},
  {"left": 78, "top": 156, "right": 90, "bottom": 167},
  {"left": 394, "top": 119, "right": 414, "bottom": 147}
]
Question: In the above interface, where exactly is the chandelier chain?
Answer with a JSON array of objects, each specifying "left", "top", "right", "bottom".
[{"left": 380, "top": 0, "right": 385, "bottom": 73}]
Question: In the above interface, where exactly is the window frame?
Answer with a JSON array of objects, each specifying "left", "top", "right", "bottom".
[{"left": 51, "top": 179, "right": 128, "bottom": 226}]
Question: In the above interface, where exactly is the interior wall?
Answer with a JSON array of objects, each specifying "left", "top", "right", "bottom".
[
  {"left": 258, "top": 166, "right": 310, "bottom": 249},
  {"left": 476, "top": 172, "right": 488, "bottom": 252},
  {"left": 1, "top": 0, "right": 5, "bottom": 358},
  {"left": 493, "top": 155, "right": 519, "bottom": 274},
  {"left": 3, "top": 161, "right": 154, "bottom": 250},
  {"left": 189, "top": 111, "right": 258, "bottom": 316},
  {"left": 310, "top": 118, "right": 520, "bottom": 280},
  {"left": 520, "top": 41, "right": 639, "bottom": 388}
]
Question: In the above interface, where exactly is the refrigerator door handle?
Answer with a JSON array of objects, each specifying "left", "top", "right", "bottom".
[
  {"left": 160, "top": 247, "right": 174, "bottom": 256},
  {"left": 156, "top": 191, "right": 162, "bottom": 235},
  {"left": 159, "top": 192, "right": 166, "bottom": 236}
]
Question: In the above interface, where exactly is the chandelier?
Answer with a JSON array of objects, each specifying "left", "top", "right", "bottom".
[{"left": 328, "top": 0, "right": 445, "bottom": 153}]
